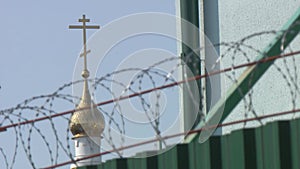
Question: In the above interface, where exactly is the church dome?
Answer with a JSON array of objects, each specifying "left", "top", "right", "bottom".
[{"left": 70, "top": 80, "right": 105, "bottom": 138}]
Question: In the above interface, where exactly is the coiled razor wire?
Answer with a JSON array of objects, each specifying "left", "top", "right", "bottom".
[{"left": 0, "top": 28, "right": 299, "bottom": 168}]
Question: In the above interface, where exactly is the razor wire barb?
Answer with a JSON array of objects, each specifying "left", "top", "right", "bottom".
[
  {"left": 0, "top": 28, "right": 300, "bottom": 169},
  {"left": 41, "top": 108, "right": 300, "bottom": 169}
]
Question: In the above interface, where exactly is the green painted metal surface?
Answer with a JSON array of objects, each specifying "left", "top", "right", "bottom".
[
  {"left": 221, "top": 130, "right": 245, "bottom": 169},
  {"left": 185, "top": 7, "right": 300, "bottom": 143},
  {"left": 126, "top": 156, "right": 157, "bottom": 169},
  {"left": 243, "top": 129, "right": 257, "bottom": 169},
  {"left": 76, "top": 164, "right": 97, "bottom": 169},
  {"left": 158, "top": 144, "right": 189, "bottom": 169},
  {"left": 291, "top": 118, "right": 300, "bottom": 169},
  {"left": 278, "top": 121, "right": 292, "bottom": 169},
  {"left": 158, "top": 147, "right": 176, "bottom": 168},
  {"left": 78, "top": 118, "right": 300, "bottom": 169},
  {"left": 255, "top": 122, "right": 281, "bottom": 169},
  {"left": 209, "top": 136, "right": 222, "bottom": 169},
  {"left": 99, "top": 159, "right": 127, "bottom": 169},
  {"left": 188, "top": 139, "right": 210, "bottom": 169},
  {"left": 127, "top": 158, "right": 145, "bottom": 169},
  {"left": 290, "top": 119, "right": 300, "bottom": 169}
]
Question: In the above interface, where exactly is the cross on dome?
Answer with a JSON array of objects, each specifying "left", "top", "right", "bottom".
[{"left": 69, "top": 14, "right": 100, "bottom": 79}]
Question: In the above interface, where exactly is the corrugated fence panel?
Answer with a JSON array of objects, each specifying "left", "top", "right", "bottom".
[
  {"left": 188, "top": 138, "right": 210, "bottom": 169},
  {"left": 78, "top": 118, "right": 300, "bottom": 169},
  {"left": 145, "top": 156, "right": 158, "bottom": 169},
  {"left": 127, "top": 158, "right": 145, "bottom": 169},
  {"left": 278, "top": 121, "right": 292, "bottom": 169},
  {"left": 177, "top": 144, "right": 190, "bottom": 169},
  {"left": 158, "top": 144, "right": 189, "bottom": 169},
  {"left": 256, "top": 122, "right": 281, "bottom": 169},
  {"left": 209, "top": 136, "right": 222, "bottom": 169},
  {"left": 100, "top": 159, "right": 127, "bottom": 169},
  {"left": 158, "top": 146, "right": 176, "bottom": 169},
  {"left": 290, "top": 118, "right": 300, "bottom": 169},
  {"left": 243, "top": 129, "right": 257, "bottom": 169},
  {"left": 221, "top": 130, "right": 245, "bottom": 169},
  {"left": 126, "top": 156, "right": 157, "bottom": 169},
  {"left": 83, "top": 165, "right": 97, "bottom": 169}
]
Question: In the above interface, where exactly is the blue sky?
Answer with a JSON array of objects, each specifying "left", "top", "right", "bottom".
[
  {"left": 2, "top": 1, "right": 300, "bottom": 168},
  {"left": 0, "top": 1, "right": 177, "bottom": 168},
  {"left": 0, "top": 0, "right": 175, "bottom": 108}
]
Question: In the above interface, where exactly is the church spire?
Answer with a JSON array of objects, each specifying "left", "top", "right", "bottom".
[
  {"left": 69, "top": 15, "right": 104, "bottom": 168},
  {"left": 69, "top": 14, "right": 104, "bottom": 137}
]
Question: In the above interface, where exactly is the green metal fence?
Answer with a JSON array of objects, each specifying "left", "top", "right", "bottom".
[{"left": 78, "top": 118, "right": 300, "bottom": 169}]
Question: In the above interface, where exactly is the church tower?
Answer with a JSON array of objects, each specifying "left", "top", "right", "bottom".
[{"left": 69, "top": 14, "right": 105, "bottom": 168}]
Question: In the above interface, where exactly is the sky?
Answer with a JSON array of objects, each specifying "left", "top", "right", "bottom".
[
  {"left": 0, "top": 1, "right": 176, "bottom": 108},
  {"left": 0, "top": 1, "right": 178, "bottom": 169},
  {"left": 2, "top": 1, "right": 300, "bottom": 169}
]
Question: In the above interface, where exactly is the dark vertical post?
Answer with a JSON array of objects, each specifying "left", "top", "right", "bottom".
[
  {"left": 202, "top": 0, "right": 220, "bottom": 111},
  {"left": 201, "top": 0, "right": 222, "bottom": 135},
  {"left": 180, "top": 0, "right": 202, "bottom": 131}
]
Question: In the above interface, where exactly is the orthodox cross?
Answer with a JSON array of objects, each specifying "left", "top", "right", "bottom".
[{"left": 69, "top": 14, "right": 100, "bottom": 79}]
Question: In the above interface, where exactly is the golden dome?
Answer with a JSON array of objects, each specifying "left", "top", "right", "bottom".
[{"left": 70, "top": 80, "right": 105, "bottom": 138}]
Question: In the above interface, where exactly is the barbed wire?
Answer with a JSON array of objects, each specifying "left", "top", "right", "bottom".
[
  {"left": 41, "top": 108, "right": 300, "bottom": 169},
  {"left": 1, "top": 49, "right": 299, "bottom": 132},
  {"left": 0, "top": 27, "right": 299, "bottom": 168}
]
